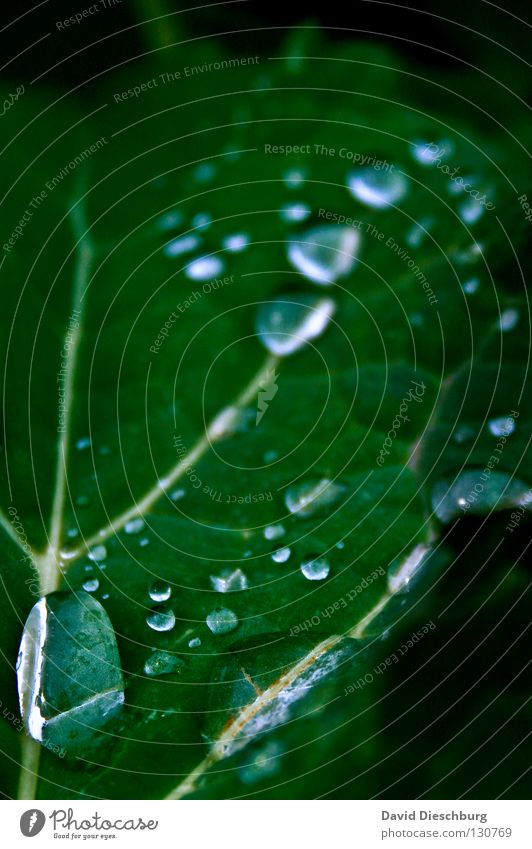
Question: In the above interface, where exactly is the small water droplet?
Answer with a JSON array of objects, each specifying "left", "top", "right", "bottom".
[
  {"left": 256, "top": 293, "right": 335, "bottom": 356},
  {"left": 144, "top": 650, "right": 184, "bottom": 677},
  {"left": 283, "top": 168, "right": 306, "bottom": 189},
  {"left": 405, "top": 217, "right": 433, "bottom": 248},
  {"left": 193, "top": 161, "right": 216, "bottom": 183},
  {"left": 125, "top": 517, "right": 145, "bottom": 535},
  {"left": 222, "top": 232, "right": 250, "bottom": 253},
  {"left": 463, "top": 277, "right": 480, "bottom": 294},
  {"left": 185, "top": 255, "right": 224, "bottom": 281},
  {"left": 271, "top": 547, "right": 291, "bottom": 563},
  {"left": 139, "top": 537, "right": 150, "bottom": 547},
  {"left": 163, "top": 233, "right": 201, "bottom": 258},
  {"left": 88, "top": 544, "right": 107, "bottom": 562},
  {"left": 149, "top": 581, "right": 172, "bottom": 602},
  {"left": 279, "top": 202, "right": 311, "bottom": 223},
  {"left": 76, "top": 437, "right": 91, "bottom": 451},
  {"left": 488, "top": 416, "right": 516, "bottom": 437},
  {"left": 76, "top": 495, "right": 89, "bottom": 507},
  {"left": 453, "top": 424, "right": 476, "bottom": 444},
  {"left": 285, "top": 477, "right": 346, "bottom": 518},
  {"left": 458, "top": 196, "right": 486, "bottom": 225},
  {"left": 347, "top": 168, "right": 407, "bottom": 209},
  {"left": 206, "top": 608, "right": 239, "bottom": 635},
  {"left": 146, "top": 607, "right": 175, "bottom": 632},
  {"left": 287, "top": 225, "right": 360, "bottom": 284},
  {"left": 158, "top": 210, "right": 183, "bottom": 231},
  {"left": 335, "top": 540, "right": 345, "bottom": 550},
  {"left": 171, "top": 488, "right": 186, "bottom": 502},
  {"left": 498, "top": 308, "right": 519, "bottom": 332},
  {"left": 82, "top": 578, "right": 99, "bottom": 593},
  {"left": 188, "top": 637, "right": 201, "bottom": 648},
  {"left": 102, "top": 593, "right": 110, "bottom": 600},
  {"left": 66, "top": 528, "right": 79, "bottom": 539},
  {"left": 264, "top": 523, "right": 286, "bottom": 541},
  {"left": 210, "top": 568, "right": 249, "bottom": 592},
  {"left": 192, "top": 212, "right": 212, "bottom": 231},
  {"left": 263, "top": 449, "right": 278, "bottom": 463},
  {"left": 411, "top": 139, "right": 454, "bottom": 165},
  {"left": 240, "top": 740, "right": 283, "bottom": 784},
  {"left": 300, "top": 555, "right": 330, "bottom": 581}
]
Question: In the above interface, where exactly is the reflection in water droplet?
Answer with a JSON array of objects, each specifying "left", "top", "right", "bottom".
[
  {"left": 188, "top": 637, "right": 201, "bottom": 648},
  {"left": 432, "top": 470, "right": 532, "bottom": 523},
  {"left": 264, "top": 523, "right": 286, "bottom": 541},
  {"left": 279, "top": 202, "right": 311, "bottom": 223},
  {"left": 185, "top": 255, "right": 224, "bottom": 281},
  {"left": 163, "top": 234, "right": 200, "bottom": 258},
  {"left": 271, "top": 547, "right": 291, "bottom": 563},
  {"left": 146, "top": 607, "right": 175, "bottom": 632},
  {"left": 76, "top": 437, "right": 91, "bottom": 451},
  {"left": 125, "top": 517, "right": 145, "bottom": 535},
  {"left": 488, "top": 416, "right": 516, "bottom": 437},
  {"left": 210, "top": 568, "right": 249, "bottom": 592},
  {"left": 287, "top": 225, "right": 360, "bottom": 284},
  {"left": 348, "top": 168, "right": 407, "bottom": 209},
  {"left": 285, "top": 477, "right": 346, "bottom": 518},
  {"left": 283, "top": 168, "right": 305, "bottom": 189},
  {"left": 222, "top": 233, "right": 250, "bottom": 253},
  {"left": 300, "top": 556, "right": 330, "bottom": 581},
  {"left": 88, "top": 545, "right": 107, "bottom": 562},
  {"left": 256, "top": 293, "right": 335, "bottom": 356},
  {"left": 82, "top": 578, "right": 99, "bottom": 593},
  {"left": 463, "top": 278, "right": 480, "bottom": 295},
  {"left": 498, "top": 308, "right": 519, "bottom": 332},
  {"left": 149, "top": 581, "right": 172, "bottom": 602},
  {"left": 206, "top": 608, "right": 239, "bottom": 635},
  {"left": 144, "top": 650, "right": 184, "bottom": 677}
]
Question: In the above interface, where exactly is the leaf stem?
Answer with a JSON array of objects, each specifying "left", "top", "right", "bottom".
[{"left": 17, "top": 736, "right": 41, "bottom": 800}]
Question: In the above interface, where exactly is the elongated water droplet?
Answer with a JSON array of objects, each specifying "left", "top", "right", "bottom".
[
  {"left": 488, "top": 416, "right": 516, "bottom": 437},
  {"left": 498, "top": 308, "right": 519, "bottom": 332},
  {"left": 148, "top": 581, "right": 172, "bottom": 602},
  {"left": 463, "top": 277, "right": 480, "bottom": 295},
  {"left": 285, "top": 477, "right": 346, "bottom": 518},
  {"left": 206, "top": 608, "right": 239, "bottom": 635},
  {"left": 287, "top": 225, "right": 360, "bottom": 284},
  {"left": 163, "top": 233, "right": 201, "bottom": 258},
  {"left": 17, "top": 592, "right": 124, "bottom": 754},
  {"left": 125, "top": 517, "right": 145, "bottom": 535},
  {"left": 76, "top": 437, "right": 91, "bottom": 451},
  {"left": 431, "top": 471, "right": 532, "bottom": 523},
  {"left": 222, "top": 232, "right": 250, "bottom": 253},
  {"left": 264, "top": 523, "right": 286, "bottom": 541},
  {"left": 256, "top": 293, "right": 335, "bottom": 356},
  {"left": 210, "top": 569, "right": 249, "bottom": 593},
  {"left": 348, "top": 168, "right": 407, "bottom": 209},
  {"left": 300, "top": 555, "right": 330, "bottom": 581},
  {"left": 88, "top": 544, "right": 107, "bottom": 563},
  {"left": 279, "top": 202, "right": 311, "bottom": 223},
  {"left": 144, "top": 650, "right": 184, "bottom": 677},
  {"left": 411, "top": 139, "right": 453, "bottom": 165},
  {"left": 185, "top": 255, "right": 224, "bottom": 281},
  {"left": 458, "top": 196, "right": 486, "bottom": 225},
  {"left": 271, "top": 547, "right": 291, "bottom": 563},
  {"left": 188, "top": 637, "right": 201, "bottom": 648},
  {"left": 146, "top": 607, "right": 175, "bottom": 632}
]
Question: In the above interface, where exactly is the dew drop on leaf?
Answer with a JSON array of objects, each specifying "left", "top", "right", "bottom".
[
  {"left": 144, "top": 650, "right": 185, "bottom": 677},
  {"left": 453, "top": 424, "right": 476, "bottom": 444},
  {"left": 222, "top": 232, "right": 249, "bottom": 252},
  {"left": 185, "top": 255, "right": 224, "bottom": 281},
  {"left": 458, "top": 196, "right": 486, "bottom": 224},
  {"left": 17, "top": 592, "right": 124, "bottom": 755},
  {"left": 163, "top": 233, "right": 201, "bottom": 258},
  {"left": 192, "top": 212, "right": 212, "bottom": 231},
  {"left": 188, "top": 637, "right": 201, "bottom": 648},
  {"left": 271, "top": 547, "right": 291, "bottom": 563},
  {"left": 146, "top": 607, "right": 176, "bottom": 632},
  {"left": 488, "top": 416, "right": 516, "bottom": 437},
  {"left": 498, "top": 308, "right": 519, "bottom": 332},
  {"left": 75, "top": 436, "right": 91, "bottom": 451},
  {"left": 463, "top": 277, "right": 480, "bottom": 294},
  {"left": 431, "top": 471, "right": 532, "bottom": 523},
  {"left": 82, "top": 577, "right": 99, "bottom": 593},
  {"left": 206, "top": 608, "right": 239, "bottom": 635},
  {"left": 279, "top": 201, "right": 311, "bottom": 222},
  {"left": 287, "top": 225, "right": 360, "bottom": 284},
  {"left": 263, "top": 523, "right": 286, "bottom": 541},
  {"left": 347, "top": 167, "right": 407, "bottom": 208},
  {"left": 210, "top": 568, "right": 249, "bottom": 592},
  {"left": 125, "top": 517, "right": 145, "bottom": 535},
  {"left": 300, "top": 555, "right": 330, "bottom": 581},
  {"left": 256, "top": 293, "right": 335, "bottom": 356},
  {"left": 283, "top": 168, "right": 305, "bottom": 189},
  {"left": 285, "top": 477, "right": 346, "bottom": 518},
  {"left": 148, "top": 581, "right": 172, "bottom": 602},
  {"left": 88, "top": 544, "right": 107, "bottom": 562}
]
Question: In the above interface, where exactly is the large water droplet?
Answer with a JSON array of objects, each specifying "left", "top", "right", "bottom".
[
  {"left": 256, "top": 293, "right": 335, "bottom": 356},
  {"left": 17, "top": 592, "right": 124, "bottom": 754},
  {"left": 431, "top": 470, "right": 532, "bottom": 523},
  {"left": 498, "top": 308, "right": 519, "bottom": 332},
  {"left": 144, "top": 650, "right": 184, "bottom": 677},
  {"left": 88, "top": 544, "right": 107, "bottom": 563},
  {"left": 300, "top": 555, "right": 330, "bottom": 581},
  {"left": 163, "top": 233, "right": 201, "bottom": 258},
  {"left": 210, "top": 569, "right": 249, "bottom": 593},
  {"left": 348, "top": 168, "right": 407, "bottom": 209},
  {"left": 146, "top": 607, "right": 175, "bottom": 632},
  {"left": 148, "top": 581, "right": 172, "bottom": 602},
  {"left": 82, "top": 577, "right": 99, "bottom": 593},
  {"left": 263, "top": 523, "right": 286, "bottom": 541},
  {"left": 285, "top": 477, "right": 346, "bottom": 518},
  {"left": 206, "top": 608, "right": 239, "bottom": 635},
  {"left": 185, "top": 255, "right": 224, "bottom": 281},
  {"left": 488, "top": 416, "right": 516, "bottom": 437},
  {"left": 271, "top": 547, "right": 291, "bottom": 563},
  {"left": 188, "top": 637, "right": 201, "bottom": 648},
  {"left": 125, "top": 517, "right": 145, "bottom": 535},
  {"left": 287, "top": 225, "right": 360, "bottom": 284}
]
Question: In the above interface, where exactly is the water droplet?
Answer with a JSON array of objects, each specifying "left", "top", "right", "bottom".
[
  {"left": 149, "top": 581, "right": 172, "bottom": 602},
  {"left": 256, "top": 293, "right": 335, "bottom": 356},
  {"left": 192, "top": 212, "right": 212, "bottom": 231},
  {"left": 336, "top": 540, "right": 345, "bottom": 550},
  {"left": 210, "top": 568, "right": 249, "bottom": 592},
  {"left": 144, "top": 650, "right": 184, "bottom": 677},
  {"left": 406, "top": 217, "right": 433, "bottom": 248},
  {"left": 76, "top": 495, "right": 89, "bottom": 507},
  {"left": 411, "top": 139, "right": 454, "bottom": 165},
  {"left": 239, "top": 740, "right": 283, "bottom": 784},
  {"left": 264, "top": 523, "right": 286, "bottom": 541},
  {"left": 206, "top": 608, "right": 239, "bottom": 635},
  {"left": 431, "top": 471, "right": 532, "bottom": 522},
  {"left": 17, "top": 592, "right": 124, "bottom": 752},
  {"left": 185, "top": 255, "right": 224, "bottom": 281},
  {"left": 163, "top": 233, "right": 201, "bottom": 258},
  {"left": 488, "top": 416, "right": 516, "bottom": 437},
  {"left": 88, "top": 544, "right": 107, "bottom": 563},
  {"left": 82, "top": 578, "right": 99, "bottom": 593},
  {"left": 453, "top": 424, "right": 476, "bottom": 444},
  {"left": 125, "top": 517, "right": 145, "bottom": 535},
  {"left": 102, "top": 593, "right": 110, "bottom": 600},
  {"left": 158, "top": 210, "right": 183, "bottom": 231},
  {"left": 300, "top": 555, "right": 330, "bottom": 581},
  {"left": 283, "top": 168, "right": 305, "bottom": 189},
  {"left": 193, "top": 161, "right": 216, "bottom": 183},
  {"left": 387, "top": 544, "right": 428, "bottom": 593},
  {"left": 285, "top": 477, "right": 346, "bottom": 518},
  {"left": 222, "top": 232, "right": 250, "bottom": 253},
  {"left": 171, "top": 488, "right": 186, "bottom": 502},
  {"left": 139, "top": 537, "right": 150, "bottom": 547},
  {"left": 279, "top": 202, "right": 311, "bottom": 223},
  {"left": 287, "top": 225, "right": 360, "bottom": 284},
  {"left": 76, "top": 437, "right": 91, "bottom": 451},
  {"left": 458, "top": 196, "right": 486, "bottom": 225},
  {"left": 463, "top": 277, "right": 480, "bottom": 295},
  {"left": 348, "top": 168, "right": 407, "bottom": 209},
  {"left": 146, "top": 607, "right": 175, "bottom": 632},
  {"left": 66, "top": 528, "right": 79, "bottom": 539},
  {"left": 188, "top": 637, "right": 201, "bottom": 648},
  {"left": 498, "top": 308, "right": 519, "bottom": 332},
  {"left": 263, "top": 449, "right": 278, "bottom": 463},
  {"left": 271, "top": 547, "right": 291, "bottom": 563}
]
